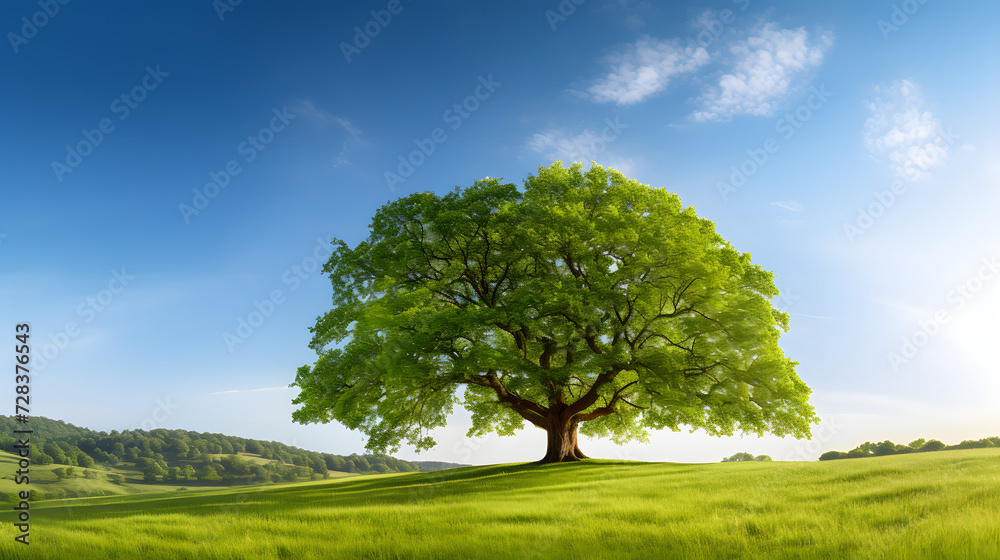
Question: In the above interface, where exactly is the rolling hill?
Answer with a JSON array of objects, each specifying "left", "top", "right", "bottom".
[
  {"left": 0, "top": 415, "right": 465, "bottom": 500},
  {"left": 2, "top": 448, "right": 999, "bottom": 559}
]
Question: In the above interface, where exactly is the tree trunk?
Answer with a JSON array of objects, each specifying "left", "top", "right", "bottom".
[{"left": 538, "top": 418, "right": 587, "bottom": 463}]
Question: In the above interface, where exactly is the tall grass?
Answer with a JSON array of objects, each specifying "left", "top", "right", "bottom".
[{"left": 2, "top": 448, "right": 999, "bottom": 559}]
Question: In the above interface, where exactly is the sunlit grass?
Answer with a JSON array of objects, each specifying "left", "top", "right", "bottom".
[{"left": 2, "top": 449, "right": 999, "bottom": 559}]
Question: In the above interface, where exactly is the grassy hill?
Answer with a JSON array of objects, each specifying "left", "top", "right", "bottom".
[
  {"left": 0, "top": 416, "right": 466, "bottom": 497},
  {"left": 0, "top": 415, "right": 425, "bottom": 483},
  {"left": 0, "top": 450, "right": 359, "bottom": 502},
  {"left": 2, "top": 448, "right": 999, "bottom": 559}
]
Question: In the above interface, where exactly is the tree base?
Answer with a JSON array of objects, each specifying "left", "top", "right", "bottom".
[
  {"left": 535, "top": 455, "right": 586, "bottom": 464},
  {"left": 537, "top": 443, "right": 589, "bottom": 464}
]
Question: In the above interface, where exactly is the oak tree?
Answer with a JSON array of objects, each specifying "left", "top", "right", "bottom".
[{"left": 292, "top": 162, "right": 817, "bottom": 462}]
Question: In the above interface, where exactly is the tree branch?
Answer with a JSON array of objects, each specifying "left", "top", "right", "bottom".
[
  {"left": 573, "top": 379, "right": 639, "bottom": 422},
  {"left": 483, "top": 370, "right": 549, "bottom": 428},
  {"left": 564, "top": 367, "right": 622, "bottom": 417}
]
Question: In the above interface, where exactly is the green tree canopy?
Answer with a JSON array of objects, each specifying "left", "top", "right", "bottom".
[
  {"left": 721, "top": 452, "right": 756, "bottom": 462},
  {"left": 142, "top": 462, "right": 165, "bottom": 482},
  {"left": 292, "top": 162, "right": 817, "bottom": 462},
  {"left": 166, "top": 466, "right": 181, "bottom": 482},
  {"left": 173, "top": 439, "right": 190, "bottom": 456},
  {"left": 76, "top": 452, "right": 95, "bottom": 468},
  {"left": 43, "top": 442, "right": 67, "bottom": 465},
  {"left": 196, "top": 465, "right": 221, "bottom": 481}
]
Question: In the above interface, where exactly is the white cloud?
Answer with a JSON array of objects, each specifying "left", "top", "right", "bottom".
[
  {"left": 581, "top": 18, "right": 833, "bottom": 120},
  {"left": 527, "top": 128, "right": 605, "bottom": 163},
  {"left": 692, "top": 24, "right": 832, "bottom": 121},
  {"left": 605, "top": 157, "right": 637, "bottom": 177},
  {"left": 862, "top": 80, "right": 955, "bottom": 181},
  {"left": 526, "top": 129, "right": 637, "bottom": 176},
  {"left": 587, "top": 35, "right": 709, "bottom": 106},
  {"left": 771, "top": 200, "right": 803, "bottom": 212}
]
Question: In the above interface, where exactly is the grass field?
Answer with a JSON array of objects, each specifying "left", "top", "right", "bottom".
[{"left": 2, "top": 448, "right": 999, "bottom": 559}]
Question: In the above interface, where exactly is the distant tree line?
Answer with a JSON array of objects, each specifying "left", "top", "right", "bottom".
[
  {"left": 819, "top": 436, "right": 1000, "bottom": 461},
  {"left": 721, "top": 452, "right": 772, "bottom": 462},
  {"left": 0, "top": 416, "right": 419, "bottom": 485}
]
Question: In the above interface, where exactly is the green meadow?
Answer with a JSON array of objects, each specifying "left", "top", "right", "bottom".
[{"left": 2, "top": 448, "right": 999, "bottom": 559}]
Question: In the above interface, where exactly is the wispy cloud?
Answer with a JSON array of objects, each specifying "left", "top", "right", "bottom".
[
  {"left": 295, "top": 100, "right": 361, "bottom": 140},
  {"left": 294, "top": 100, "right": 363, "bottom": 166},
  {"left": 862, "top": 79, "right": 954, "bottom": 181},
  {"left": 587, "top": 35, "right": 709, "bottom": 106},
  {"left": 691, "top": 24, "right": 833, "bottom": 121},
  {"left": 771, "top": 200, "right": 803, "bottom": 212}
]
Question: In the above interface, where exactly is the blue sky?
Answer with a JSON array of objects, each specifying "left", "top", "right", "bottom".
[{"left": 2, "top": 0, "right": 998, "bottom": 465}]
